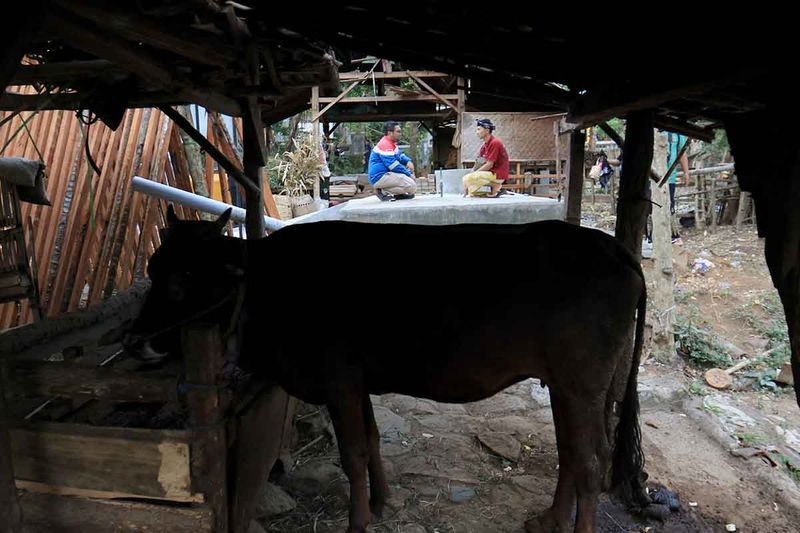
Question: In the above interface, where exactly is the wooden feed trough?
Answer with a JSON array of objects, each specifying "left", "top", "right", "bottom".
[{"left": 0, "top": 284, "right": 290, "bottom": 532}]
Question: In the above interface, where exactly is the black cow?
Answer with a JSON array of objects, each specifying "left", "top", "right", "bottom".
[{"left": 127, "top": 208, "right": 649, "bottom": 533}]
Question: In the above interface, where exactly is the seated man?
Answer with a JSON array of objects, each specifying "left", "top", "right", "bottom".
[
  {"left": 368, "top": 121, "right": 417, "bottom": 201},
  {"left": 462, "top": 118, "right": 510, "bottom": 197}
]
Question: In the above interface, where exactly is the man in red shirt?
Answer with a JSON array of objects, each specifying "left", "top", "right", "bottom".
[{"left": 462, "top": 118, "right": 510, "bottom": 197}]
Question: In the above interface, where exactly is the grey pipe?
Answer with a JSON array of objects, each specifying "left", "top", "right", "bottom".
[{"left": 132, "top": 176, "right": 286, "bottom": 233}]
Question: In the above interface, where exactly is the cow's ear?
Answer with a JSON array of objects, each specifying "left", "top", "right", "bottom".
[
  {"left": 167, "top": 204, "right": 179, "bottom": 226},
  {"left": 215, "top": 208, "right": 232, "bottom": 232}
]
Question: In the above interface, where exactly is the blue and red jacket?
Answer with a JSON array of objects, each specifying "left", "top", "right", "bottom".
[{"left": 368, "top": 135, "right": 412, "bottom": 185}]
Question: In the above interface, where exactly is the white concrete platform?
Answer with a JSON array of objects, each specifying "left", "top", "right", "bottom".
[{"left": 322, "top": 193, "right": 564, "bottom": 225}]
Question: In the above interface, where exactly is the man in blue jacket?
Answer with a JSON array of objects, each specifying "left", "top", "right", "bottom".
[{"left": 368, "top": 121, "right": 417, "bottom": 201}]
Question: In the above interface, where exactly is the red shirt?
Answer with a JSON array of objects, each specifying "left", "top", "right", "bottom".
[{"left": 479, "top": 135, "right": 509, "bottom": 180}]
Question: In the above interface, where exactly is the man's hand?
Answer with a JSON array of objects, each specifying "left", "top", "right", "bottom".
[{"left": 407, "top": 162, "right": 415, "bottom": 174}]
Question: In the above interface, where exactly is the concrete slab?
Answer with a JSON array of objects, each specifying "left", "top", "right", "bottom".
[{"left": 330, "top": 193, "right": 564, "bottom": 225}]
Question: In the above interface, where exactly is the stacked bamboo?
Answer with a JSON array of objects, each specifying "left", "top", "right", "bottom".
[{"left": 0, "top": 107, "right": 264, "bottom": 329}]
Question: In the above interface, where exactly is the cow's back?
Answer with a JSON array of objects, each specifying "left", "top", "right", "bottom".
[{"left": 252, "top": 221, "right": 643, "bottom": 402}]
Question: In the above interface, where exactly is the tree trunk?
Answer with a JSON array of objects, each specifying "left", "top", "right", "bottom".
[
  {"left": 650, "top": 132, "right": 677, "bottom": 361},
  {"left": 176, "top": 106, "right": 214, "bottom": 221}
]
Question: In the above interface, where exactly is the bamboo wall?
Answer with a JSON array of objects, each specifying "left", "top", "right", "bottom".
[{"left": 0, "top": 107, "right": 254, "bottom": 329}]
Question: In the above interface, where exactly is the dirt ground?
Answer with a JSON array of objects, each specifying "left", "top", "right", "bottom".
[{"left": 257, "top": 215, "right": 800, "bottom": 533}]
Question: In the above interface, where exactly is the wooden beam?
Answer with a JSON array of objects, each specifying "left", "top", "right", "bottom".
[
  {"left": 338, "top": 70, "right": 449, "bottom": 80},
  {"left": 242, "top": 105, "right": 268, "bottom": 236},
  {"left": 598, "top": 121, "right": 661, "bottom": 182},
  {"left": 0, "top": 90, "right": 241, "bottom": 116},
  {"left": 311, "top": 61, "right": 379, "bottom": 122},
  {"left": 49, "top": 10, "right": 175, "bottom": 87},
  {"left": 654, "top": 115, "right": 715, "bottom": 142},
  {"left": 615, "top": 111, "right": 654, "bottom": 261},
  {"left": 10, "top": 422, "right": 196, "bottom": 502},
  {"left": 57, "top": 0, "right": 236, "bottom": 67},
  {"left": 564, "top": 130, "right": 585, "bottom": 225},
  {"left": 159, "top": 105, "right": 258, "bottom": 195},
  {"left": 318, "top": 94, "right": 458, "bottom": 104},
  {"left": 10, "top": 60, "right": 127, "bottom": 85},
  {"left": 406, "top": 71, "right": 458, "bottom": 112},
  {"left": 47, "top": 9, "right": 240, "bottom": 115},
  {"left": 312, "top": 79, "right": 365, "bottom": 122},
  {"left": 324, "top": 112, "right": 451, "bottom": 123},
  {"left": 568, "top": 73, "right": 764, "bottom": 126},
  {"left": 3, "top": 361, "right": 177, "bottom": 403}
]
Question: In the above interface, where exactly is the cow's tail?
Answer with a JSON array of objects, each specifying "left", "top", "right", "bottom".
[{"left": 609, "top": 286, "right": 650, "bottom": 508}]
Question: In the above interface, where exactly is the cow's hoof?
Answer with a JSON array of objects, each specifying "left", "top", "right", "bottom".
[{"left": 525, "top": 511, "right": 569, "bottom": 533}]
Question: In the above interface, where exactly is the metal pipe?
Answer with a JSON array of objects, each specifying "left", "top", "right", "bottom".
[
  {"left": 677, "top": 163, "right": 735, "bottom": 177},
  {"left": 131, "top": 176, "right": 286, "bottom": 233}
]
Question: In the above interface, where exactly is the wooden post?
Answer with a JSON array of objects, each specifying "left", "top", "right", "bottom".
[
  {"left": 182, "top": 325, "right": 228, "bottom": 533},
  {"left": 709, "top": 178, "right": 718, "bottom": 233},
  {"left": 615, "top": 111, "right": 654, "bottom": 261},
  {"left": 555, "top": 125, "right": 562, "bottom": 197},
  {"left": 736, "top": 191, "right": 751, "bottom": 227},
  {"left": 650, "top": 132, "right": 677, "bottom": 360},
  {"left": 564, "top": 129, "right": 585, "bottom": 225},
  {"left": 242, "top": 105, "right": 266, "bottom": 238},
  {"left": 0, "top": 7, "right": 45, "bottom": 528},
  {"left": 311, "top": 85, "right": 321, "bottom": 201},
  {"left": 455, "top": 77, "right": 465, "bottom": 165}
]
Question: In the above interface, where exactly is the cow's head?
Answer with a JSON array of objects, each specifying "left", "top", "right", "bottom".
[{"left": 124, "top": 206, "right": 244, "bottom": 361}]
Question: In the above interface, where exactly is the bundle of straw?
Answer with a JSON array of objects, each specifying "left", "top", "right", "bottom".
[{"left": 272, "top": 135, "right": 323, "bottom": 198}]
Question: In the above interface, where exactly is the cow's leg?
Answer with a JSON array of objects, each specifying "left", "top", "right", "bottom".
[
  {"left": 566, "top": 399, "right": 609, "bottom": 533},
  {"left": 362, "top": 394, "right": 390, "bottom": 518},
  {"left": 328, "top": 391, "right": 371, "bottom": 533},
  {"left": 526, "top": 391, "right": 575, "bottom": 533}
]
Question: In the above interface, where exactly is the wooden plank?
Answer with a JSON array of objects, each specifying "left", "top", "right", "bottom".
[
  {"left": 406, "top": 71, "right": 458, "bottom": 112},
  {"left": 19, "top": 491, "right": 212, "bottom": 532},
  {"left": 133, "top": 116, "right": 173, "bottom": 280},
  {"left": 4, "top": 361, "right": 177, "bottom": 403},
  {"left": 10, "top": 422, "right": 199, "bottom": 502},
  {"left": 338, "top": 70, "right": 448, "bottom": 80},
  {"left": 311, "top": 66, "right": 376, "bottom": 123},
  {"left": 103, "top": 109, "right": 154, "bottom": 297},
  {"left": 317, "top": 94, "right": 458, "bottom": 103},
  {"left": 90, "top": 110, "right": 141, "bottom": 304},
  {"left": 67, "top": 121, "right": 119, "bottom": 311},
  {"left": 46, "top": 120, "right": 107, "bottom": 315},
  {"left": 86, "top": 112, "right": 134, "bottom": 304},
  {"left": 160, "top": 105, "right": 258, "bottom": 195},
  {"left": 120, "top": 111, "right": 163, "bottom": 288}
]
